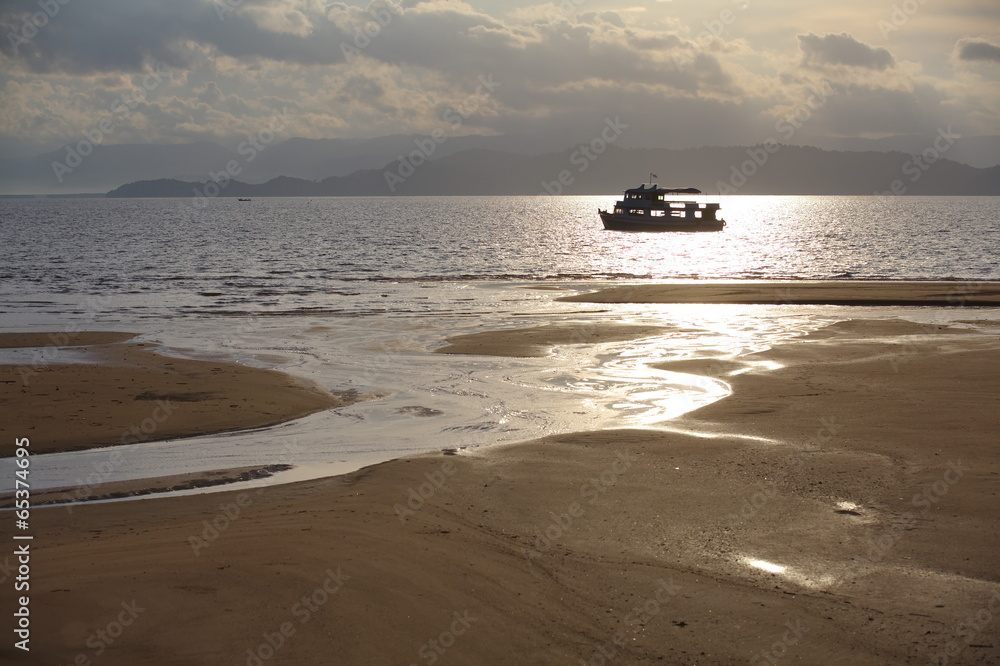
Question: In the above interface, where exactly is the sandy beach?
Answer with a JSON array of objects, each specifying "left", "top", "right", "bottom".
[
  {"left": 557, "top": 280, "right": 1000, "bottom": 306},
  {"left": 0, "top": 332, "right": 346, "bottom": 456},
  {"left": 3, "top": 282, "right": 999, "bottom": 665}
]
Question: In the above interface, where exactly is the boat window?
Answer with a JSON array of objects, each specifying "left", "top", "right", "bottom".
[
  {"left": 629, "top": 209, "right": 645, "bottom": 215},
  {"left": 657, "top": 195, "right": 664, "bottom": 201},
  {"left": 650, "top": 210, "right": 665, "bottom": 217},
  {"left": 615, "top": 208, "right": 624, "bottom": 214}
]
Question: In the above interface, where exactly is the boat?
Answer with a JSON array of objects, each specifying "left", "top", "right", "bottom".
[
  {"left": 599, "top": 180, "right": 725, "bottom": 232},
  {"left": 238, "top": 198, "right": 251, "bottom": 202}
]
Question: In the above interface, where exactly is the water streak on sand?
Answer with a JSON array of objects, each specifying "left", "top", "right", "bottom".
[
  {"left": 3, "top": 283, "right": 999, "bottom": 500},
  {"left": 0, "top": 292, "right": 771, "bottom": 494}
]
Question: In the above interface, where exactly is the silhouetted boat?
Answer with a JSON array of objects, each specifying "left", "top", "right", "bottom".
[
  {"left": 238, "top": 198, "right": 251, "bottom": 201},
  {"left": 599, "top": 183, "right": 725, "bottom": 232}
]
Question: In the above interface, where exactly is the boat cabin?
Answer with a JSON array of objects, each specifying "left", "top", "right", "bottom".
[{"left": 612, "top": 184, "right": 721, "bottom": 221}]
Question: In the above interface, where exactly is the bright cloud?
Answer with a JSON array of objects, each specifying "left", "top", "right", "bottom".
[{"left": 0, "top": 0, "right": 996, "bottom": 157}]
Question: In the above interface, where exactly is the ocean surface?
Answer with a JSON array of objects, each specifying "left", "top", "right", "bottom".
[
  {"left": 2, "top": 196, "right": 999, "bottom": 309},
  {"left": 1, "top": 195, "right": 998, "bottom": 499}
]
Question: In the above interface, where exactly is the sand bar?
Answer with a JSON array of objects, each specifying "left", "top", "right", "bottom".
[
  {"left": 558, "top": 280, "right": 1000, "bottom": 305},
  {"left": 434, "top": 322, "right": 668, "bottom": 357},
  {"left": 0, "top": 465, "right": 292, "bottom": 507},
  {"left": 0, "top": 333, "right": 346, "bottom": 456},
  {"left": 0, "top": 331, "right": 139, "bottom": 349},
  {"left": 9, "top": 311, "right": 999, "bottom": 665}
]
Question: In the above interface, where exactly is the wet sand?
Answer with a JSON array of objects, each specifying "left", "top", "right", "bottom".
[
  {"left": 434, "top": 322, "right": 667, "bottom": 357},
  {"left": 4, "top": 291, "right": 1000, "bottom": 665},
  {"left": 0, "top": 333, "right": 345, "bottom": 456},
  {"left": 0, "top": 465, "right": 292, "bottom": 508},
  {"left": 558, "top": 280, "right": 1000, "bottom": 306}
]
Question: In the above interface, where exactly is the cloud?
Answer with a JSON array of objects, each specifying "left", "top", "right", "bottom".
[
  {"left": 578, "top": 11, "right": 627, "bottom": 28},
  {"left": 808, "top": 83, "right": 931, "bottom": 137},
  {"left": 0, "top": 0, "right": 722, "bottom": 95},
  {"left": 0, "top": 0, "right": 359, "bottom": 74},
  {"left": 0, "top": 0, "right": 995, "bottom": 158},
  {"left": 955, "top": 38, "right": 1000, "bottom": 63},
  {"left": 798, "top": 33, "right": 895, "bottom": 70}
]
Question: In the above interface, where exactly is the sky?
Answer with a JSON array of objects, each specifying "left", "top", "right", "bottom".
[{"left": 1, "top": 0, "right": 998, "bottom": 158}]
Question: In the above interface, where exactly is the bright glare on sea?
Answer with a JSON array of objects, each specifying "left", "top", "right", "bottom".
[
  {"left": 1, "top": 195, "right": 998, "bottom": 319},
  {"left": 1, "top": 195, "right": 998, "bottom": 497}
]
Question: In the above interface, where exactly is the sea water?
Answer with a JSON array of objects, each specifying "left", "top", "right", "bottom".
[{"left": 1, "top": 195, "right": 998, "bottom": 497}]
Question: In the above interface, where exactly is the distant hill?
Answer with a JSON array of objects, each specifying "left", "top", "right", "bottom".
[
  {"left": 0, "top": 142, "right": 237, "bottom": 195},
  {"left": 107, "top": 144, "right": 1000, "bottom": 197},
  {"left": 808, "top": 134, "right": 1000, "bottom": 170},
  {"left": 0, "top": 133, "right": 549, "bottom": 195},
  {"left": 4, "top": 132, "right": 998, "bottom": 196}
]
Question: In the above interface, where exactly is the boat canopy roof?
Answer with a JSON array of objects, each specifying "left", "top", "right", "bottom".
[{"left": 625, "top": 184, "right": 702, "bottom": 195}]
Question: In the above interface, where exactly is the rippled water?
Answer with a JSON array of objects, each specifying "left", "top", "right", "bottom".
[
  {"left": 1, "top": 196, "right": 998, "bottom": 319},
  {"left": 1, "top": 195, "right": 998, "bottom": 498}
]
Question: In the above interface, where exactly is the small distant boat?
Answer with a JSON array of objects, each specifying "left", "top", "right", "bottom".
[
  {"left": 238, "top": 198, "right": 251, "bottom": 202},
  {"left": 599, "top": 180, "right": 725, "bottom": 232}
]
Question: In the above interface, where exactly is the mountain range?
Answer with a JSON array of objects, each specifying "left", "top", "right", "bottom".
[
  {"left": 105, "top": 143, "right": 999, "bottom": 198},
  {"left": 1, "top": 133, "right": 998, "bottom": 197}
]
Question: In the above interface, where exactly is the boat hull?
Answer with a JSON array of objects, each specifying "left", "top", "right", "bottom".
[{"left": 599, "top": 210, "right": 725, "bottom": 232}]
